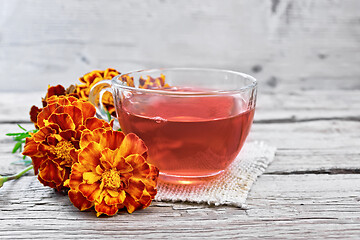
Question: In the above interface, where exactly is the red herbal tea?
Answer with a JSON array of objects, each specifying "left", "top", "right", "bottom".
[
  {"left": 89, "top": 68, "right": 258, "bottom": 184},
  {"left": 117, "top": 88, "right": 255, "bottom": 182}
]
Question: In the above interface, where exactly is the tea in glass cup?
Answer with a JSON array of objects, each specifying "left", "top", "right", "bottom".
[{"left": 90, "top": 68, "right": 257, "bottom": 184}]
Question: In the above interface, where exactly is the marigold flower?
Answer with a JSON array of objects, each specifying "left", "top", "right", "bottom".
[
  {"left": 139, "top": 74, "right": 170, "bottom": 89},
  {"left": 75, "top": 69, "right": 120, "bottom": 116},
  {"left": 77, "top": 68, "right": 119, "bottom": 100},
  {"left": 23, "top": 95, "right": 112, "bottom": 191},
  {"left": 30, "top": 85, "right": 68, "bottom": 128},
  {"left": 120, "top": 75, "right": 135, "bottom": 87},
  {"left": 30, "top": 69, "right": 120, "bottom": 127},
  {"left": 68, "top": 130, "right": 159, "bottom": 217}
]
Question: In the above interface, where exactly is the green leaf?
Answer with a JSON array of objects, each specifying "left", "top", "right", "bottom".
[
  {"left": 14, "top": 135, "right": 30, "bottom": 142},
  {"left": 106, "top": 110, "right": 112, "bottom": 122},
  {"left": 6, "top": 133, "right": 22, "bottom": 136},
  {"left": 0, "top": 175, "right": 8, "bottom": 188},
  {"left": 6, "top": 124, "right": 38, "bottom": 166},
  {"left": 17, "top": 124, "right": 27, "bottom": 131},
  {"left": 12, "top": 142, "right": 22, "bottom": 154}
]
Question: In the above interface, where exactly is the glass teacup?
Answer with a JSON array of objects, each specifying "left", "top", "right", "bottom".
[{"left": 89, "top": 68, "right": 257, "bottom": 184}]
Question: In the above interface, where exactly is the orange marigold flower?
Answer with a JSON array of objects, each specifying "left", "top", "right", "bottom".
[
  {"left": 30, "top": 85, "right": 68, "bottom": 128},
  {"left": 73, "top": 68, "right": 120, "bottom": 117},
  {"left": 68, "top": 130, "right": 159, "bottom": 217},
  {"left": 30, "top": 84, "right": 84, "bottom": 128},
  {"left": 77, "top": 68, "right": 119, "bottom": 101},
  {"left": 120, "top": 74, "right": 135, "bottom": 87},
  {"left": 139, "top": 74, "right": 170, "bottom": 89},
  {"left": 23, "top": 95, "right": 112, "bottom": 191},
  {"left": 30, "top": 69, "right": 120, "bottom": 127}
]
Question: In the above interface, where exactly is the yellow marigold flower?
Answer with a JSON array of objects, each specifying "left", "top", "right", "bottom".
[
  {"left": 23, "top": 95, "right": 112, "bottom": 191},
  {"left": 68, "top": 130, "right": 159, "bottom": 217}
]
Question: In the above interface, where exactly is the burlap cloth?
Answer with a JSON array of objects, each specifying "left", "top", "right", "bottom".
[{"left": 155, "top": 141, "right": 276, "bottom": 208}]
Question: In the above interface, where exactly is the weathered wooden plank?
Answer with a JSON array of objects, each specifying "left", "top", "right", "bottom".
[
  {"left": 0, "top": 92, "right": 42, "bottom": 122},
  {"left": 0, "top": 90, "right": 360, "bottom": 122},
  {"left": 0, "top": 0, "right": 359, "bottom": 92},
  {"left": 0, "top": 174, "right": 359, "bottom": 239},
  {"left": 1, "top": 119, "right": 359, "bottom": 176},
  {"left": 248, "top": 120, "right": 360, "bottom": 150}
]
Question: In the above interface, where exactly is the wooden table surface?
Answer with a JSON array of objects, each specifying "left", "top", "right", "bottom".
[{"left": 0, "top": 79, "right": 359, "bottom": 239}]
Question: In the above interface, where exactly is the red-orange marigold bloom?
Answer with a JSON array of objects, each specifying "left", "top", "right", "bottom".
[
  {"left": 30, "top": 85, "right": 69, "bottom": 128},
  {"left": 23, "top": 96, "right": 112, "bottom": 191},
  {"left": 68, "top": 130, "right": 159, "bottom": 217}
]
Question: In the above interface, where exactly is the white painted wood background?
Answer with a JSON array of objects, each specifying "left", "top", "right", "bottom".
[
  {"left": 0, "top": 0, "right": 359, "bottom": 92},
  {"left": 1, "top": 0, "right": 360, "bottom": 239}
]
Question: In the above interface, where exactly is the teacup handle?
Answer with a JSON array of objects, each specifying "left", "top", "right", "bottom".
[{"left": 89, "top": 80, "right": 114, "bottom": 121}]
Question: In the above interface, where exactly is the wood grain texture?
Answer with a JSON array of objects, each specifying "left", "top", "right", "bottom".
[
  {"left": 1, "top": 1, "right": 360, "bottom": 237},
  {"left": 1, "top": 89, "right": 359, "bottom": 122},
  {"left": 1, "top": 118, "right": 360, "bottom": 175},
  {"left": 0, "top": 0, "right": 359, "bottom": 91},
  {"left": 1, "top": 118, "right": 360, "bottom": 238},
  {"left": 1, "top": 174, "right": 360, "bottom": 239}
]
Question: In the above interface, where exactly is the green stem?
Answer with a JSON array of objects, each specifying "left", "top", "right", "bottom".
[{"left": 3, "top": 165, "right": 34, "bottom": 182}]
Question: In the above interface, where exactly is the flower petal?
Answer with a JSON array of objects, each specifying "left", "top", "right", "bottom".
[
  {"left": 30, "top": 105, "right": 41, "bottom": 127},
  {"left": 144, "top": 165, "right": 159, "bottom": 196},
  {"left": 54, "top": 105, "right": 83, "bottom": 128},
  {"left": 59, "top": 129, "right": 76, "bottom": 141},
  {"left": 107, "top": 189, "right": 120, "bottom": 198},
  {"left": 123, "top": 194, "right": 142, "bottom": 214},
  {"left": 84, "top": 117, "right": 107, "bottom": 131},
  {"left": 30, "top": 156, "right": 46, "bottom": 175},
  {"left": 23, "top": 137, "right": 40, "bottom": 157},
  {"left": 94, "top": 200, "right": 118, "bottom": 217},
  {"left": 138, "top": 192, "right": 152, "bottom": 207},
  {"left": 46, "top": 95, "right": 73, "bottom": 106},
  {"left": 95, "top": 165, "right": 104, "bottom": 175},
  {"left": 36, "top": 103, "right": 60, "bottom": 128},
  {"left": 83, "top": 172, "right": 101, "bottom": 184},
  {"left": 69, "top": 148, "right": 79, "bottom": 164},
  {"left": 46, "top": 85, "right": 66, "bottom": 98},
  {"left": 78, "top": 142, "right": 102, "bottom": 170},
  {"left": 38, "top": 160, "right": 65, "bottom": 186},
  {"left": 115, "top": 153, "right": 134, "bottom": 174},
  {"left": 79, "top": 182, "right": 102, "bottom": 202},
  {"left": 99, "top": 130, "right": 125, "bottom": 151},
  {"left": 104, "top": 190, "right": 126, "bottom": 206},
  {"left": 125, "top": 155, "right": 149, "bottom": 178},
  {"left": 33, "top": 126, "right": 56, "bottom": 143},
  {"left": 69, "top": 162, "right": 87, "bottom": 190},
  {"left": 99, "top": 148, "right": 115, "bottom": 169},
  {"left": 38, "top": 175, "right": 60, "bottom": 190},
  {"left": 72, "top": 101, "right": 96, "bottom": 120},
  {"left": 68, "top": 190, "right": 94, "bottom": 211},
  {"left": 125, "top": 178, "right": 145, "bottom": 200},
  {"left": 48, "top": 113, "right": 75, "bottom": 130},
  {"left": 118, "top": 133, "right": 147, "bottom": 158},
  {"left": 79, "top": 128, "right": 104, "bottom": 149}
]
